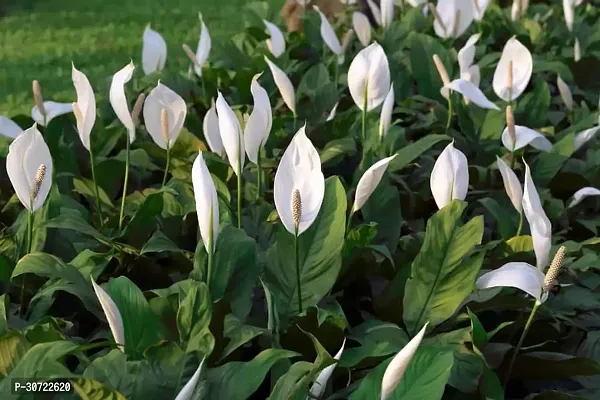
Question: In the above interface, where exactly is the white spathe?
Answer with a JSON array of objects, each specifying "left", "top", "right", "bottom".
[
  {"left": 379, "top": 84, "right": 395, "bottom": 138},
  {"left": 501, "top": 125, "right": 552, "bottom": 152},
  {"left": 445, "top": 79, "right": 500, "bottom": 110},
  {"left": 109, "top": 62, "right": 136, "bottom": 143},
  {"left": 476, "top": 262, "right": 546, "bottom": 302},
  {"left": 315, "top": 6, "right": 342, "bottom": 56},
  {"left": 348, "top": 42, "right": 391, "bottom": 112},
  {"left": 568, "top": 187, "right": 600, "bottom": 208},
  {"left": 143, "top": 83, "right": 187, "bottom": 150},
  {"left": 493, "top": 37, "right": 533, "bottom": 102},
  {"left": 523, "top": 161, "right": 552, "bottom": 270},
  {"left": 496, "top": 156, "right": 523, "bottom": 213},
  {"left": 433, "top": 0, "right": 475, "bottom": 39},
  {"left": 72, "top": 64, "right": 97, "bottom": 151},
  {"left": 215, "top": 92, "right": 245, "bottom": 176},
  {"left": 353, "top": 155, "right": 397, "bottom": 212},
  {"left": 264, "top": 56, "right": 296, "bottom": 115},
  {"left": 430, "top": 142, "right": 469, "bottom": 210},
  {"left": 308, "top": 339, "right": 346, "bottom": 399},
  {"left": 244, "top": 74, "right": 273, "bottom": 165},
  {"left": 31, "top": 101, "right": 73, "bottom": 127},
  {"left": 264, "top": 20, "right": 286, "bottom": 58},
  {"left": 142, "top": 24, "right": 167, "bottom": 75},
  {"left": 91, "top": 278, "right": 125, "bottom": 351},
  {"left": 0, "top": 116, "right": 23, "bottom": 139},
  {"left": 192, "top": 151, "right": 220, "bottom": 254},
  {"left": 353, "top": 12, "right": 372, "bottom": 47},
  {"left": 174, "top": 358, "right": 206, "bottom": 400}
]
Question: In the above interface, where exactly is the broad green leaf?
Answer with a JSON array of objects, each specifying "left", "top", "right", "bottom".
[
  {"left": 219, "top": 314, "right": 266, "bottom": 361},
  {"left": 403, "top": 201, "right": 485, "bottom": 335},
  {"left": 362, "top": 182, "right": 402, "bottom": 253},
  {"left": 320, "top": 138, "right": 357, "bottom": 166},
  {"left": 43, "top": 209, "right": 109, "bottom": 243},
  {"left": 176, "top": 281, "right": 214, "bottom": 358},
  {"left": 0, "top": 332, "right": 31, "bottom": 377},
  {"left": 516, "top": 79, "right": 550, "bottom": 128},
  {"left": 410, "top": 33, "right": 454, "bottom": 101},
  {"left": 478, "top": 197, "right": 519, "bottom": 240},
  {"left": 0, "top": 295, "right": 8, "bottom": 336},
  {"left": 468, "top": 308, "right": 488, "bottom": 349},
  {"left": 341, "top": 320, "right": 409, "bottom": 367},
  {"left": 73, "top": 176, "right": 114, "bottom": 208},
  {"left": 388, "top": 135, "right": 451, "bottom": 172},
  {"left": 141, "top": 230, "right": 185, "bottom": 255},
  {"left": 71, "top": 378, "right": 127, "bottom": 400},
  {"left": 532, "top": 132, "right": 575, "bottom": 186},
  {"left": 206, "top": 349, "right": 299, "bottom": 400},
  {"left": 104, "top": 277, "right": 162, "bottom": 358},
  {"left": 265, "top": 177, "right": 346, "bottom": 319}
]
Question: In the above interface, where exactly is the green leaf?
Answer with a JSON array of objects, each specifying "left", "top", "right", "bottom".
[
  {"left": 410, "top": 33, "right": 454, "bottom": 101},
  {"left": 0, "top": 295, "right": 8, "bottom": 336},
  {"left": 265, "top": 177, "right": 346, "bottom": 318},
  {"left": 206, "top": 349, "right": 299, "bottom": 400},
  {"left": 71, "top": 378, "right": 127, "bottom": 400},
  {"left": 43, "top": 210, "right": 109, "bottom": 243},
  {"left": 341, "top": 320, "right": 408, "bottom": 367},
  {"left": 349, "top": 346, "right": 454, "bottom": 400},
  {"left": 478, "top": 197, "right": 518, "bottom": 240},
  {"left": 219, "top": 314, "right": 266, "bottom": 361},
  {"left": 468, "top": 308, "right": 488, "bottom": 349},
  {"left": 140, "top": 230, "right": 185, "bottom": 255},
  {"left": 73, "top": 176, "right": 114, "bottom": 209},
  {"left": 0, "top": 332, "right": 31, "bottom": 377},
  {"left": 297, "top": 63, "right": 331, "bottom": 100},
  {"left": 516, "top": 79, "right": 550, "bottom": 128},
  {"left": 104, "top": 277, "right": 162, "bottom": 358},
  {"left": 532, "top": 132, "right": 575, "bottom": 186},
  {"left": 388, "top": 135, "right": 451, "bottom": 172},
  {"left": 361, "top": 182, "right": 402, "bottom": 253},
  {"left": 176, "top": 281, "right": 214, "bottom": 358},
  {"left": 320, "top": 138, "right": 357, "bottom": 166},
  {"left": 403, "top": 201, "right": 485, "bottom": 335}
]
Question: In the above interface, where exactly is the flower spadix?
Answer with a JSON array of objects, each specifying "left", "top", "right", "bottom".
[
  {"left": 142, "top": 24, "right": 167, "bottom": 75},
  {"left": 353, "top": 12, "right": 372, "bottom": 47},
  {"left": 348, "top": 42, "right": 391, "bottom": 112},
  {"left": 315, "top": 6, "right": 342, "bottom": 57},
  {"left": 31, "top": 80, "right": 72, "bottom": 126},
  {"left": 432, "top": 0, "right": 474, "bottom": 39},
  {"left": 0, "top": 116, "right": 23, "bottom": 139},
  {"left": 568, "top": 187, "right": 600, "bottom": 208},
  {"left": 308, "top": 339, "right": 346, "bottom": 399},
  {"left": 109, "top": 62, "right": 136, "bottom": 143},
  {"left": 71, "top": 64, "right": 97, "bottom": 151},
  {"left": 203, "top": 100, "right": 225, "bottom": 157},
  {"left": 274, "top": 125, "right": 325, "bottom": 236},
  {"left": 493, "top": 37, "right": 533, "bottom": 102},
  {"left": 264, "top": 20, "right": 286, "bottom": 58},
  {"left": 6, "top": 124, "right": 53, "bottom": 212},
  {"left": 430, "top": 142, "right": 469, "bottom": 210},
  {"left": 175, "top": 358, "right": 206, "bottom": 400},
  {"left": 476, "top": 246, "right": 566, "bottom": 303},
  {"left": 244, "top": 74, "right": 273, "bottom": 164},
  {"left": 381, "top": 323, "right": 429, "bottom": 400},
  {"left": 216, "top": 92, "right": 245, "bottom": 176},
  {"left": 354, "top": 155, "right": 396, "bottom": 212},
  {"left": 143, "top": 83, "right": 187, "bottom": 150},
  {"left": 496, "top": 156, "right": 522, "bottom": 213},
  {"left": 523, "top": 161, "right": 552, "bottom": 270},
  {"left": 264, "top": 56, "right": 296, "bottom": 115},
  {"left": 192, "top": 151, "right": 219, "bottom": 254},
  {"left": 91, "top": 278, "right": 125, "bottom": 351}
]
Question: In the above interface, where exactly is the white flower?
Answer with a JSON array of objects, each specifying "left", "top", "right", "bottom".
[
  {"left": 367, "top": 0, "right": 382, "bottom": 25},
  {"left": 430, "top": 142, "right": 469, "bottom": 209},
  {"left": 458, "top": 34, "right": 481, "bottom": 87},
  {"left": 264, "top": 20, "right": 286, "bottom": 58},
  {"left": 91, "top": 278, "right": 125, "bottom": 351},
  {"left": 379, "top": 84, "right": 395, "bottom": 138},
  {"left": 6, "top": 124, "right": 53, "bottom": 212},
  {"left": 0, "top": 116, "right": 23, "bottom": 139},
  {"left": 308, "top": 339, "right": 346, "bottom": 399},
  {"left": 501, "top": 125, "right": 552, "bottom": 152},
  {"left": 496, "top": 156, "right": 523, "bottom": 213},
  {"left": 203, "top": 101, "right": 225, "bottom": 157},
  {"left": 380, "top": 323, "right": 429, "bottom": 400},
  {"left": 381, "top": 0, "right": 395, "bottom": 30},
  {"left": 568, "top": 187, "right": 600, "bottom": 208},
  {"left": 557, "top": 75, "right": 573, "bottom": 111},
  {"left": 327, "top": 102, "right": 339, "bottom": 122},
  {"left": 493, "top": 37, "right": 533, "bottom": 102},
  {"left": 71, "top": 64, "right": 97, "bottom": 151},
  {"left": 274, "top": 125, "right": 325, "bottom": 236},
  {"left": 192, "top": 13, "right": 211, "bottom": 77},
  {"left": 511, "top": 0, "right": 530, "bottom": 21},
  {"left": 444, "top": 79, "right": 500, "bottom": 110},
  {"left": 215, "top": 92, "right": 245, "bottom": 176},
  {"left": 175, "top": 358, "right": 206, "bottom": 400},
  {"left": 315, "top": 6, "right": 342, "bottom": 56},
  {"left": 244, "top": 74, "right": 272, "bottom": 165},
  {"left": 353, "top": 12, "right": 372, "bottom": 47},
  {"left": 109, "top": 62, "right": 136, "bottom": 143},
  {"left": 574, "top": 38, "right": 581, "bottom": 62},
  {"left": 143, "top": 83, "right": 187, "bottom": 150},
  {"left": 142, "top": 24, "right": 167, "bottom": 75},
  {"left": 432, "top": 0, "right": 475, "bottom": 39},
  {"left": 353, "top": 155, "right": 397, "bottom": 212},
  {"left": 563, "top": 0, "right": 574, "bottom": 32},
  {"left": 522, "top": 161, "right": 552, "bottom": 270},
  {"left": 348, "top": 43, "right": 391, "bottom": 112},
  {"left": 192, "top": 151, "right": 220, "bottom": 254},
  {"left": 476, "top": 262, "right": 546, "bottom": 302},
  {"left": 473, "top": 0, "right": 490, "bottom": 20},
  {"left": 31, "top": 101, "right": 73, "bottom": 127},
  {"left": 264, "top": 56, "right": 296, "bottom": 115},
  {"left": 573, "top": 126, "right": 600, "bottom": 152}
]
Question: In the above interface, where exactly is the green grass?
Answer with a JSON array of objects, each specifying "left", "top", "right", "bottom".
[{"left": 0, "top": 0, "right": 283, "bottom": 116}]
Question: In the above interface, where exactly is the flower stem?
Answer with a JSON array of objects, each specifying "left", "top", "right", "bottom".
[
  {"left": 445, "top": 95, "right": 453, "bottom": 136},
  {"left": 256, "top": 150, "right": 262, "bottom": 200},
  {"left": 20, "top": 210, "right": 34, "bottom": 318},
  {"left": 504, "top": 300, "right": 541, "bottom": 390},
  {"left": 346, "top": 209, "right": 354, "bottom": 235},
  {"left": 293, "top": 112, "right": 298, "bottom": 133},
  {"left": 162, "top": 145, "right": 171, "bottom": 187},
  {"left": 510, "top": 151, "right": 516, "bottom": 169},
  {"left": 89, "top": 149, "right": 103, "bottom": 228},
  {"left": 334, "top": 59, "right": 339, "bottom": 89},
  {"left": 237, "top": 172, "right": 242, "bottom": 229},
  {"left": 294, "top": 230, "right": 303, "bottom": 315},
  {"left": 516, "top": 212, "right": 524, "bottom": 237},
  {"left": 118, "top": 134, "right": 131, "bottom": 231}
]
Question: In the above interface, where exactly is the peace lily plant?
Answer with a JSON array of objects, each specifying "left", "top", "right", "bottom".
[{"left": 142, "top": 24, "right": 167, "bottom": 75}]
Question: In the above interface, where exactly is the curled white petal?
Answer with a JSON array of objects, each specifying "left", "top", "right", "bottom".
[
  {"left": 379, "top": 84, "right": 395, "bottom": 138},
  {"left": 326, "top": 102, "right": 339, "bottom": 122},
  {"left": 315, "top": 6, "right": 342, "bottom": 55},
  {"left": 458, "top": 34, "right": 481, "bottom": 77},
  {"left": 142, "top": 25, "right": 167, "bottom": 75},
  {"left": 523, "top": 161, "right": 552, "bottom": 270},
  {"left": 0, "top": 116, "right": 23, "bottom": 139},
  {"left": 367, "top": 0, "right": 382, "bottom": 25},
  {"left": 244, "top": 74, "right": 272, "bottom": 165},
  {"left": 348, "top": 42, "right": 391, "bottom": 112},
  {"left": 380, "top": 323, "right": 429, "bottom": 400},
  {"left": 215, "top": 92, "right": 245, "bottom": 176},
  {"left": 264, "top": 56, "right": 296, "bottom": 115},
  {"left": 568, "top": 187, "right": 600, "bottom": 208},
  {"left": 501, "top": 125, "right": 552, "bottom": 152},
  {"left": 6, "top": 124, "right": 53, "bottom": 212},
  {"left": 109, "top": 62, "right": 136, "bottom": 143},
  {"left": 274, "top": 125, "right": 325, "bottom": 236},
  {"left": 574, "top": 38, "right": 581, "bottom": 62},
  {"left": 445, "top": 79, "right": 500, "bottom": 110},
  {"left": 353, "top": 12, "right": 372, "bottom": 47},
  {"left": 174, "top": 358, "right": 206, "bottom": 400},
  {"left": 91, "top": 278, "right": 125, "bottom": 351},
  {"left": 192, "top": 152, "right": 220, "bottom": 254},
  {"left": 354, "top": 155, "right": 396, "bottom": 213},
  {"left": 381, "top": 0, "right": 395, "bottom": 30},
  {"left": 573, "top": 126, "right": 600, "bottom": 152},
  {"left": 264, "top": 20, "right": 286, "bottom": 58},
  {"left": 203, "top": 102, "right": 225, "bottom": 157},
  {"left": 31, "top": 102, "right": 73, "bottom": 127},
  {"left": 496, "top": 156, "right": 523, "bottom": 213},
  {"left": 430, "top": 142, "right": 469, "bottom": 210},
  {"left": 476, "top": 262, "right": 545, "bottom": 301},
  {"left": 308, "top": 339, "right": 346, "bottom": 399},
  {"left": 72, "top": 64, "right": 96, "bottom": 151},
  {"left": 193, "top": 13, "right": 211, "bottom": 77},
  {"left": 557, "top": 75, "right": 573, "bottom": 111},
  {"left": 493, "top": 37, "right": 533, "bottom": 102}
]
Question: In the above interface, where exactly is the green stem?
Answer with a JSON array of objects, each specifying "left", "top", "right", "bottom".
[
  {"left": 237, "top": 172, "right": 242, "bottom": 229},
  {"left": 445, "top": 95, "right": 453, "bottom": 136},
  {"left": 256, "top": 150, "right": 262, "bottom": 200},
  {"left": 510, "top": 151, "right": 516, "bottom": 169},
  {"left": 200, "top": 74, "right": 208, "bottom": 106},
  {"left": 20, "top": 210, "right": 34, "bottom": 318},
  {"left": 293, "top": 112, "right": 298, "bottom": 133},
  {"left": 346, "top": 209, "right": 354, "bottom": 234},
  {"left": 334, "top": 59, "right": 339, "bottom": 89},
  {"left": 294, "top": 229, "right": 302, "bottom": 315},
  {"left": 89, "top": 149, "right": 103, "bottom": 228},
  {"left": 118, "top": 133, "right": 131, "bottom": 231},
  {"left": 516, "top": 212, "right": 524, "bottom": 237},
  {"left": 504, "top": 301, "right": 540, "bottom": 390},
  {"left": 162, "top": 145, "right": 171, "bottom": 187}
]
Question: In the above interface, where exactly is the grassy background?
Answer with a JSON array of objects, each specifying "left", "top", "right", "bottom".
[{"left": 0, "top": 0, "right": 284, "bottom": 116}]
